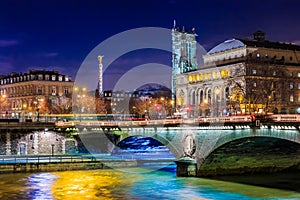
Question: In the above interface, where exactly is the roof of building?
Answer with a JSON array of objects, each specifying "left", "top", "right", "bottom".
[
  {"left": 207, "top": 32, "right": 300, "bottom": 55},
  {"left": 207, "top": 39, "right": 245, "bottom": 54}
]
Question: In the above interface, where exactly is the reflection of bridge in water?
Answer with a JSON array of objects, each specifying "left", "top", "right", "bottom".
[{"left": 1, "top": 116, "right": 300, "bottom": 177}]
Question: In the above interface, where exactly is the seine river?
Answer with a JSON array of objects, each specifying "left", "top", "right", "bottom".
[{"left": 0, "top": 165, "right": 299, "bottom": 200}]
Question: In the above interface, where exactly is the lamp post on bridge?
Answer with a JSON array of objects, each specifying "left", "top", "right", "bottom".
[{"left": 74, "top": 87, "right": 86, "bottom": 122}]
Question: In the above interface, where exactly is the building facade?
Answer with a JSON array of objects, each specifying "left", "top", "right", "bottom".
[
  {"left": 0, "top": 70, "right": 73, "bottom": 119},
  {"left": 175, "top": 30, "right": 300, "bottom": 116}
]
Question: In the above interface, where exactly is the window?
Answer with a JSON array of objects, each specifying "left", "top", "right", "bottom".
[
  {"left": 298, "top": 83, "right": 300, "bottom": 89},
  {"left": 290, "top": 72, "right": 293, "bottom": 77},
  {"left": 45, "top": 75, "right": 49, "bottom": 81},
  {"left": 256, "top": 53, "right": 260, "bottom": 58},
  {"left": 51, "top": 75, "right": 56, "bottom": 81},
  {"left": 273, "top": 71, "right": 276, "bottom": 76},
  {"left": 252, "top": 69, "right": 257, "bottom": 75},
  {"left": 64, "top": 87, "right": 69, "bottom": 95},
  {"left": 298, "top": 95, "right": 300, "bottom": 103},
  {"left": 298, "top": 72, "right": 300, "bottom": 78},
  {"left": 253, "top": 82, "right": 256, "bottom": 87},
  {"left": 290, "top": 56, "right": 293, "bottom": 61},
  {"left": 65, "top": 76, "right": 69, "bottom": 81},
  {"left": 290, "top": 82, "right": 294, "bottom": 89},
  {"left": 51, "top": 86, "right": 56, "bottom": 95},
  {"left": 37, "top": 87, "right": 42, "bottom": 94},
  {"left": 58, "top": 76, "right": 63, "bottom": 81},
  {"left": 265, "top": 54, "right": 268, "bottom": 58},
  {"left": 290, "top": 95, "right": 294, "bottom": 102},
  {"left": 38, "top": 74, "right": 43, "bottom": 80}
]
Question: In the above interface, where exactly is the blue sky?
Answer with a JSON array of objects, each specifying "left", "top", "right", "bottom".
[{"left": 0, "top": 0, "right": 300, "bottom": 89}]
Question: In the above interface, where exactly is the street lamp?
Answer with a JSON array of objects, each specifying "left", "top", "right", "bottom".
[{"left": 34, "top": 98, "right": 44, "bottom": 122}]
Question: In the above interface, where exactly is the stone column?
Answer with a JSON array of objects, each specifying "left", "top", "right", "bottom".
[{"left": 5, "top": 132, "right": 11, "bottom": 155}]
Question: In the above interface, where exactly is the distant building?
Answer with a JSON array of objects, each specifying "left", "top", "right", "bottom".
[
  {"left": 175, "top": 30, "right": 300, "bottom": 116},
  {"left": 0, "top": 69, "right": 73, "bottom": 119}
]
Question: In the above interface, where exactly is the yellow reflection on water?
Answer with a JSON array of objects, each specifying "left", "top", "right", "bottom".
[{"left": 52, "top": 170, "right": 138, "bottom": 200}]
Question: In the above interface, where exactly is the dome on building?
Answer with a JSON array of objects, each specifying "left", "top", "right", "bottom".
[{"left": 207, "top": 39, "right": 245, "bottom": 54}]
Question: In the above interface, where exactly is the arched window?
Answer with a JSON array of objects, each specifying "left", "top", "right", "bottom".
[
  {"left": 207, "top": 89, "right": 211, "bottom": 104},
  {"left": 200, "top": 90, "right": 203, "bottom": 103}
]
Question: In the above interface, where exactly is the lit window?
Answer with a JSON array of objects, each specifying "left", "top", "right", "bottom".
[
  {"left": 265, "top": 54, "right": 268, "bottom": 58},
  {"left": 252, "top": 69, "right": 256, "bottom": 75},
  {"left": 253, "top": 82, "right": 256, "bottom": 87},
  {"left": 298, "top": 83, "right": 300, "bottom": 89},
  {"left": 298, "top": 72, "right": 300, "bottom": 77},
  {"left": 38, "top": 74, "right": 43, "bottom": 80},
  {"left": 52, "top": 75, "right": 56, "bottom": 81},
  {"left": 65, "top": 76, "right": 69, "bottom": 81},
  {"left": 273, "top": 71, "right": 276, "bottom": 76},
  {"left": 298, "top": 95, "right": 300, "bottom": 102},
  {"left": 290, "top": 82, "right": 294, "bottom": 89},
  {"left": 256, "top": 53, "right": 260, "bottom": 58},
  {"left": 290, "top": 95, "right": 294, "bottom": 102},
  {"left": 52, "top": 86, "right": 56, "bottom": 95},
  {"left": 290, "top": 72, "right": 293, "bottom": 77},
  {"left": 45, "top": 75, "right": 49, "bottom": 80},
  {"left": 58, "top": 76, "right": 63, "bottom": 81}
]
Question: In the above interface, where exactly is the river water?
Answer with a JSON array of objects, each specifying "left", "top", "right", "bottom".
[{"left": 0, "top": 164, "right": 299, "bottom": 200}]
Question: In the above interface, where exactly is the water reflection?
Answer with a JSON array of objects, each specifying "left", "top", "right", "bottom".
[
  {"left": 0, "top": 168, "right": 299, "bottom": 199},
  {"left": 26, "top": 173, "right": 57, "bottom": 200}
]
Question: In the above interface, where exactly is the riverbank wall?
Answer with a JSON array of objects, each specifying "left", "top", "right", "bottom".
[{"left": 0, "top": 160, "right": 138, "bottom": 174}]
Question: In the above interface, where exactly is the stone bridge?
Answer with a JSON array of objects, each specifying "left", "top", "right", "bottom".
[{"left": 78, "top": 124, "right": 300, "bottom": 177}]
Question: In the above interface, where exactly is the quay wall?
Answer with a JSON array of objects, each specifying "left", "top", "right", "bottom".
[{"left": 0, "top": 160, "right": 138, "bottom": 174}]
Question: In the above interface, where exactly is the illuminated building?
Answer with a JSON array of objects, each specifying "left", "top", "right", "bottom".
[
  {"left": 175, "top": 30, "right": 300, "bottom": 116},
  {"left": 172, "top": 22, "right": 197, "bottom": 108},
  {"left": 0, "top": 69, "right": 73, "bottom": 119}
]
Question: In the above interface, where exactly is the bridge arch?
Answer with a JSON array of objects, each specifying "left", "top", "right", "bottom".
[
  {"left": 211, "top": 128, "right": 300, "bottom": 155},
  {"left": 197, "top": 128, "right": 300, "bottom": 176},
  {"left": 117, "top": 134, "right": 181, "bottom": 158}
]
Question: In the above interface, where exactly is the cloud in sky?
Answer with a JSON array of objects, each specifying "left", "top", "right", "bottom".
[
  {"left": 292, "top": 40, "right": 300, "bottom": 45},
  {"left": 0, "top": 39, "right": 19, "bottom": 47},
  {"left": 45, "top": 52, "right": 59, "bottom": 58}
]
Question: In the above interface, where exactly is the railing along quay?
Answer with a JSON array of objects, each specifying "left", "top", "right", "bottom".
[{"left": 0, "top": 155, "right": 95, "bottom": 164}]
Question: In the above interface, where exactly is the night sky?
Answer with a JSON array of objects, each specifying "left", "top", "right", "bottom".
[{"left": 1, "top": 0, "right": 300, "bottom": 90}]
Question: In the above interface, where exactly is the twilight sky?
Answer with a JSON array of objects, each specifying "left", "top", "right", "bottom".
[{"left": 0, "top": 0, "right": 300, "bottom": 90}]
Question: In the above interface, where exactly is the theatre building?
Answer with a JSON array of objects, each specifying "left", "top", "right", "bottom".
[{"left": 173, "top": 29, "right": 300, "bottom": 116}]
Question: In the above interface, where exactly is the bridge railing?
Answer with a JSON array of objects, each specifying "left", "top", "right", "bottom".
[{"left": 0, "top": 155, "right": 95, "bottom": 164}]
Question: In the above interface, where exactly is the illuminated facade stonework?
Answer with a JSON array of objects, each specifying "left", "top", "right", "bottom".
[
  {"left": 172, "top": 24, "right": 197, "bottom": 105},
  {"left": 0, "top": 70, "right": 73, "bottom": 119},
  {"left": 175, "top": 31, "right": 300, "bottom": 116}
]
